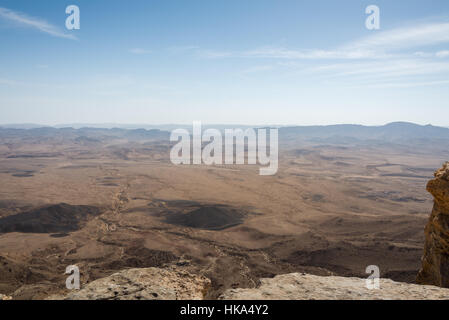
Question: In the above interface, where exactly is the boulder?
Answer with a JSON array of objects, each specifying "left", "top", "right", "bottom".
[
  {"left": 220, "top": 273, "right": 449, "bottom": 300},
  {"left": 46, "top": 267, "right": 210, "bottom": 300}
]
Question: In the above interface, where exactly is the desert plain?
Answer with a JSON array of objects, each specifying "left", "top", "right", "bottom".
[{"left": 0, "top": 123, "right": 448, "bottom": 299}]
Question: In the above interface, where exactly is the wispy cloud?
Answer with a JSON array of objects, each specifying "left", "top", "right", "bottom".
[
  {"left": 344, "top": 21, "right": 449, "bottom": 52},
  {"left": 191, "top": 19, "right": 449, "bottom": 88},
  {"left": 242, "top": 47, "right": 384, "bottom": 60},
  {"left": 242, "top": 65, "right": 274, "bottom": 74},
  {"left": 381, "top": 79, "right": 449, "bottom": 88},
  {"left": 197, "top": 50, "right": 234, "bottom": 58},
  {"left": 0, "top": 7, "right": 76, "bottom": 40},
  {"left": 167, "top": 45, "right": 199, "bottom": 54},
  {"left": 198, "top": 20, "right": 449, "bottom": 61},
  {"left": 349, "top": 79, "right": 449, "bottom": 89},
  {"left": 0, "top": 78, "right": 21, "bottom": 86},
  {"left": 198, "top": 46, "right": 385, "bottom": 60},
  {"left": 311, "top": 60, "right": 449, "bottom": 78},
  {"left": 436, "top": 50, "right": 449, "bottom": 58},
  {"left": 129, "top": 48, "right": 152, "bottom": 54},
  {"left": 239, "top": 21, "right": 449, "bottom": 60}
]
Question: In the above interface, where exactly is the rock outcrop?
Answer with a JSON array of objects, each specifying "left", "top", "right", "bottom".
[
  {"left": 42, "top": 268, "right": 449, "bottom": 300},
  {"left": 46, "top": 267, "right": 210, "bottom": 300},
  {"left": 0, "top": 294, "right": 12, "bottom": 300},
  {"left": 220, "top": 273, "right": 449, "bottom": 300},
  {"left": 417, "top": 162, "right": 449, "bottom": 287}
]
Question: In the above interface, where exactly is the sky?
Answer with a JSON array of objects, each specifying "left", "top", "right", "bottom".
[{"left": 0, "top": 0, "right": 449, "bottom": 126}]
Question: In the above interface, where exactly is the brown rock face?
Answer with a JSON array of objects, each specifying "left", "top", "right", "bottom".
[{"left": 417, "top": 162, "right": 449, "bottom": 287}]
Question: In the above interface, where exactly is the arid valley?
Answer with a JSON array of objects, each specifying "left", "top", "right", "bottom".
[{"left": 1, "top": 123, "right": 448, "bottom": 299}]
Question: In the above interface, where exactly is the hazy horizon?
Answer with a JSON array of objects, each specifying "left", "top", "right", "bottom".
[{"left": 1, "top": 120, "right": 449, "bottom": 130}]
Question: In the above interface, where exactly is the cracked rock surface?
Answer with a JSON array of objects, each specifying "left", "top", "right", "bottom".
[
  {"left": 46, "top": 267, "right": 210, "bottom": 300},
  {"left": 220, "top": 273, "right": 449, "bottom": 300}
]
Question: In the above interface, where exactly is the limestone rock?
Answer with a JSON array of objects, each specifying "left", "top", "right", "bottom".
[
  {"left": 46, "top": 267, "right": 210, "bottom": 300},
  {"left": 417, "top": 162, "right": 449, "bottom": 287},
  {"left": 220, "top": 273, "right": 449, "bottom": 300},
  {"left": 0, "top": 293, "right": 13, "bottom": 300}
]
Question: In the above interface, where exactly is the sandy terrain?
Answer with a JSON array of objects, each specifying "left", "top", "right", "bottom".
[{"left": 0, "top": 126, "right": 448, "bottom": 299}]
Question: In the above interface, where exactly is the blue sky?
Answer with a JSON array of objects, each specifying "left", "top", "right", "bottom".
[{"left": 1, "top": 0, "right": 449, "bottom": 126}]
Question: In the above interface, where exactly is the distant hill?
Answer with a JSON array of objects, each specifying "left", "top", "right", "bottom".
[
  {"left": 1, "top": 122, "right": 449, "bottom": 144},
  {"left": 0, "top": 124, "right": 52, "bottom": 129},
  {"left": 0, "top": 126, "right": 170, "bottom": 141},
  {"left": 279, "top": 122, "right": 449, "bottom": 143}
]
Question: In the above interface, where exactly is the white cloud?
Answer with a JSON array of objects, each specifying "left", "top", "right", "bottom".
[
  {"left": 413, "top": 51, "right": 433, "bottom": 58},
  {"left": 353, "top": 79, "right": 449, "bottom": 89},
  {"left": 0, "top": 7, "right": 76, "bottom": 40},
  {"left": 312, "top": 60, "right": 449, "bottom": 78},
  {"left": 242, "top": 21, "right": 449, "bottom": 60},
  {"left": 0, "top": 78, "right": 21, "bottom": 86},
  {"left": 301, "top": 58, "right": 449, "bottom": 89},
  {"left": 167, "top": 45, "right": 199, "bottom": 53},
  {"left": 436, "top": 50, "right": 449, "bottom": 58},
  {"left": 190, "top": 19, "right": 449, "bottom": 89},
  {"left": 198, "top": 47, "right": 386, "bottom": 60},
  {"left": 199, "top": 21, "right": 449, "bottom": 61},
  {"left": 344, "top": 21, "right": 449, "bottom": 52},
  {"left": 197, "top": 50, "right": 233, "bottom": 58},
  {"left": 242, "top": 65, "right": 274, "bottom": 74},
  {"left": 129, "top": 48, "right": 152, "bottom": 54},
  {"left": 241, "top": 47, "right": 384, "bottom": 60}
]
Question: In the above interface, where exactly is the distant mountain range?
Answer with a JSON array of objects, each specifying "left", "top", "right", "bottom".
[
  {"left": 279, "top": 122, "right": 449, "bottom": 142},
  {"left": 0, "top": 126, "right": 169, "bottom": 141},
  {"left": 1, "top": 122, "right": 449, "bottom": 143},
  {"left": 0, "top": 123, "right": 258, "bottom": 131}
]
